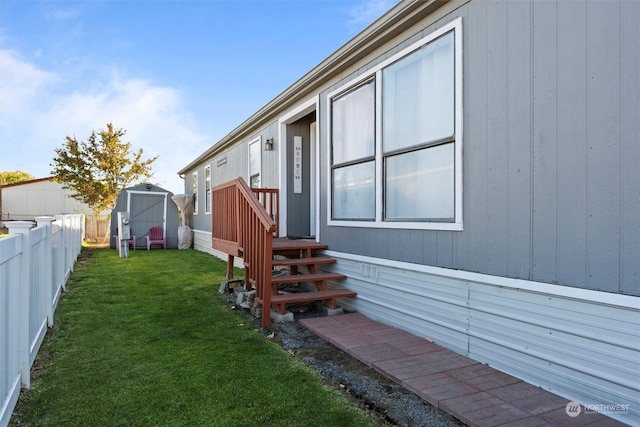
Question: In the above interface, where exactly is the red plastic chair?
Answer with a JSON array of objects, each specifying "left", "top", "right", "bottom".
[{"left": 146, "top": 226, "right": 166, "bottom": 250}]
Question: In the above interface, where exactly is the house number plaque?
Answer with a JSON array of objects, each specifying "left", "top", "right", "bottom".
[{"left": 294, "top": 136, "right": 302, "bottom": 194}]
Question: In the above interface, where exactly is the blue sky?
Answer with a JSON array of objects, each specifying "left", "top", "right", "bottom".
[{"left": 0, "top": 0, "right": 396, "bottom": 193}]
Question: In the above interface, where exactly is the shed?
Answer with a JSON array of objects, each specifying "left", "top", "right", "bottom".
[{"left": 109, "top": 183, "right": 180, "bottom": 249}]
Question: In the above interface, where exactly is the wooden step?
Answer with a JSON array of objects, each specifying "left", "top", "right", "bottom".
[
  {"left": 269, "top": 289, "right": 357, "bottom": 314},
  {"left": 272, "top": 238, "right": 328, "bottom": 258},
  {"left": 272, "top": 238, "right": 328, "bottom": 252},
  {"left": 271, "top": 272, "right": 346, "bottom": 285},
  {"left": 272, "top": 256, "right": 336, "bottom": 267}
]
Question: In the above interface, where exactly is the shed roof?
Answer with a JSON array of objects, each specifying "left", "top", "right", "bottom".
[{"left": 0, "top": 176, "right": 54, "bottom": 188}]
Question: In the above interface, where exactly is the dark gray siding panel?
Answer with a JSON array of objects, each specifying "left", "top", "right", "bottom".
[
  {"left": 556, "top": 0, "right": 587, "bottom": 288},
  {"left": 437, "top": 232, "right": 454, "bottom": 269},
  {"left": 319, "top": 0, "right": 639, "bottom": 294},
  {"left": 621, "top": 1, "right": 640, "bottom": 295},
  {"left": 421, "top": 231, "right": 435, "bottom": 266},
  {"left": 371, "top": 227, "right": 390, "bottom": 261},
  {"left": 505, "top": 0, "right": 533, "bottom": 280},
  {"left": 398, "top": 229, "right": 416, "bottom": 263},
  {"left": 485, "top": 0, "right": 509, "bottom": 278},
  {"left": 586, "top": 1, "right": 620, "bottom": 292},
  {"left": 532, "top": 0, "right": 558, "bottom": 284},
  {"left": 458, "top": 0, "right": 490, "bottom": 276}
]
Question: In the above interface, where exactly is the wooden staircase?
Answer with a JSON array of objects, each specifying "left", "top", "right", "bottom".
[
  {"left": 266, "top": 238, "right": 356, "bottom": 315},
  {"left": 211, "top": 178, "right": 356, "bottom": 327}
]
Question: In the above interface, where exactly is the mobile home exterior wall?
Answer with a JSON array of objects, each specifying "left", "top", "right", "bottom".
[
  {"left": 315, "top": 1, "right": 639, "bottom": 423},
  {"left": 318, "top": 0, "right": 638, "bottom": 296},
  {"left": 189, "top": 122, "right": 280, "bottom": 232},
  {"left": 180, "top": 1, "right": 639, "bottom": 423},
  {"left": 313, "top": 1, "right": 639, "bottom": 423}
]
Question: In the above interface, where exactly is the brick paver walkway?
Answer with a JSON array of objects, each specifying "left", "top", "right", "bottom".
[{"left": 300, "top": 313, "right": 625, "bottom": 427}]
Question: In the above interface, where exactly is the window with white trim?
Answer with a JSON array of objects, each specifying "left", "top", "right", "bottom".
[
  {"left": 331, "top": 79, "right": 375, "bottom": 220},
  {"left": 248, "top": 137, "right": 261, "bottom": 188},
  {"left": 204, "top": 165, "right": 211, "bottom": 214},
  {"left": 328, "top": 19, "right": 462, "bottom": 230},
  {"left": 192, "top": 171, "right": 198, "bottom": 215}
]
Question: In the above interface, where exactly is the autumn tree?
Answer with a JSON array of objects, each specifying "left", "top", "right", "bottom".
[
  {"left": 51, "top": 123, "right": 158, "bottom": 217},
  {"left": 0, "top": 170, "right": 35, "bottom": 185}
]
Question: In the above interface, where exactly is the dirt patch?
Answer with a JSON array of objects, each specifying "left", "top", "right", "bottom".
[
  {"left": 84, "top": 241, "right": 110, "bottom": 249},
  {"left": 222, "top": 291, "right": 465, "bottom": 427}
]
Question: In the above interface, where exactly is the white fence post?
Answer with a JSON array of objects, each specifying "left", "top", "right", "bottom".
[
  {"left": 5, "top": 221, "right": 33, "bottom": 389},
  {"left": 74, "top": 215, "right": 83, "bottom": 261},
  {"left": 55, "top": 215, "right": 69, "bottom": 288},
  {"left": 35, "top": 217, "right": 55, "bottom": 327},
  {"left": 0, "top": 234, "right": 23, "bottom": 427}
]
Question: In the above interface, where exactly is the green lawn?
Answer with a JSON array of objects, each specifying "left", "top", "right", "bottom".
[{"left": 11, "top": 248, "right": 379, "bottom": 427}]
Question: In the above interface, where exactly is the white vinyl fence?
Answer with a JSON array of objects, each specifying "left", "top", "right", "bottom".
[{"left": 0, "top": 214, "right": 82, "bottom": 427}]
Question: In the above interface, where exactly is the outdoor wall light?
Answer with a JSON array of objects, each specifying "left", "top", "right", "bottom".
[
  {"left": 264, "top": 138, "right": 274, "bottom": 151},
  {"left": 146, "top": 183, "right": 152, "bottom": 190}
]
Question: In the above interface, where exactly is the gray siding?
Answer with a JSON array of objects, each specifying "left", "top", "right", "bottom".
[
  {"left": 261, "top": 122, "right": 280, "bottom": 187},
  {"left": 319, "top": 0, "right": 640, "bottom": 295},
  {"left": 210, "top": 122, "right": 280, "bottom": 189},
  {"left": 622, "top": 1, "right": 640, "bottom": 295},
  {"left": 185, "top": 171, "right": 207, "bottom": 232},
  {"left": 189, "top": 122, "right": 280, "bottom": 232}
]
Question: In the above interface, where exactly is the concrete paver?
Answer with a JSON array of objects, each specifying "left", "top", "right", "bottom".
[{"left": 300, "top": 313, "right": 626, "bottom": 427}]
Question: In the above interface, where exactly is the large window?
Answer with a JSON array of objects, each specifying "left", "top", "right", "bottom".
[
  {"left": 328, "top": 19, "right": 462, "bottom": 230},
  {"left": 204, "top": 165, "right": 211, "bottom": 214}
]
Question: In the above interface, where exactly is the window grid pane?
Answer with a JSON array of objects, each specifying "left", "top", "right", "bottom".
[
  {"left": 382, "top": 31, "right": 454, "bottom": 153},
  {"left": 332, "top": 162, "right": 375, "bottom": 220},
  {"left": 384, "top": 143, "right": 454, "bottom": 221},
  {"left": 331, "top": 80, "right": 375, "bottom": 165}
]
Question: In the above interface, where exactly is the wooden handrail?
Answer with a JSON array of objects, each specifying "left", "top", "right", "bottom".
[{"left": 211, "top": 178, "right": 277, "bottom": 327}]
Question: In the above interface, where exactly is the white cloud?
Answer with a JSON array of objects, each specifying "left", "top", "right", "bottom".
[
  {"left": 0, "top": 51, "right": 211, "bottom": 195},
  {"left": 0, "top": 49, "right": 58, "bottom": 119}
]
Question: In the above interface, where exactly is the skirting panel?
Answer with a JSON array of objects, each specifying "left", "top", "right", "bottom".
[
  {"left": 323, "top": 251, "right": 640, "bottom": 425},
  {"left": 192, "top": 229, "right": 244, "bottom": 269}
]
